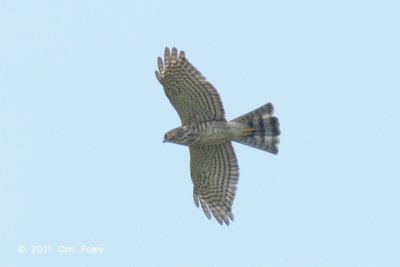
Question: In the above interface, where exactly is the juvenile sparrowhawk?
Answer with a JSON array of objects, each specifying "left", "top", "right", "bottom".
[{"left": 156, "top": 47, "right": 280, "bottom": 225}]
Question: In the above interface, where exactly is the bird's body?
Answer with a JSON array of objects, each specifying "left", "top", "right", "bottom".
[
  {"left": 164, "top": 121, "right": 244, "bottom": 146},
  {"left": 156, "top": 47, "right": 280, "bottom": 225}
]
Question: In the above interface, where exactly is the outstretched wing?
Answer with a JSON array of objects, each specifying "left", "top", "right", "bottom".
[
  {"left": 189, "top": 142, "right": 239, "bottom": 225},
  {"left": 155, "top": 47, "right": 226, "bottom": 124}
]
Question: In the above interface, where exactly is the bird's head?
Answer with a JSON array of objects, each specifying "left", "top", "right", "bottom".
[{"left": 163, "top": 126, "right": 194, "bottom": 146}]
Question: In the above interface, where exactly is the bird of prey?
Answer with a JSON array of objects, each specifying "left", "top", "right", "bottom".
[{"left": 155, "top": 47, "right": 280, "bottom": 225}]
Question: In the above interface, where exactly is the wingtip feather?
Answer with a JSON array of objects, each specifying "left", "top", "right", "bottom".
[
  {"left": 178, "top": 50, "right": 185, "bottom": 60},
  {"left": 155, "top": 71, "right": 162, "bottom": 83},
  {"left": 157, "top": 56, "right": 164, "bottom": 73},
  {"left": 164, "top": 47, "right": 171, "bottom": 67}
]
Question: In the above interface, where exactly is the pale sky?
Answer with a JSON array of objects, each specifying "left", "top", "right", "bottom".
[{"left": 1, "top": 0, "right": 399, "bottom": 266}]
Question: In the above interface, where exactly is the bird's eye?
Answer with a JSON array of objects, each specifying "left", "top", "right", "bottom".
[{"left": 164, "top": 133, "right": 169, "bottom": 139}]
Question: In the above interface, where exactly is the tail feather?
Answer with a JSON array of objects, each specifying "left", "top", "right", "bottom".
[{"left": 232, "top": 103, "right": 280, "bottom": 154}]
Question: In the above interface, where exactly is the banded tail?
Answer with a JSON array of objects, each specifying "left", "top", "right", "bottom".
[{"left": 232, "top": 103, "right": 280, "bottom": 154}]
